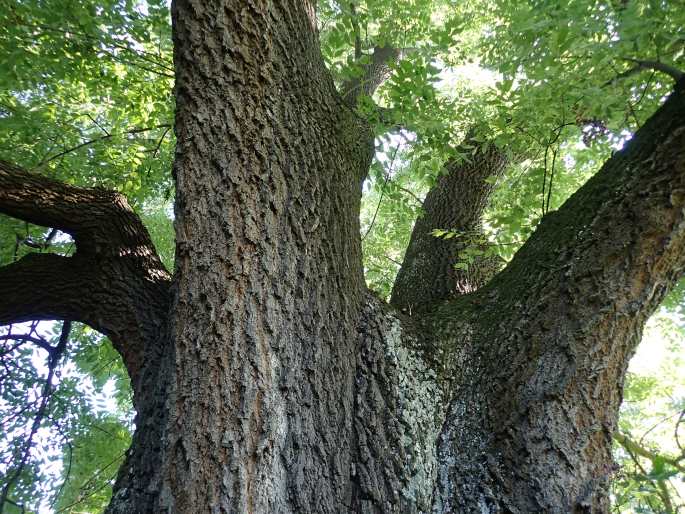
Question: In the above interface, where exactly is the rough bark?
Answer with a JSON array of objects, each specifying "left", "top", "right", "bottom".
[
  {"left": 108, "top": 0, "right": 379, "bottom": 511},
  {"left": 352, "top": 293, "right": 450, "bottom": 513},
  {"left": 430, "top": 79, "right": 685, "bottom": 513},
  {"left": 1, "top": 1, "right": 684, "bottom": 512},
  {"left": 0, "top": 161, "right": 171, "bottom": 384},
  {"left": 391, "top": 142, "right": 508, "bottom": 312}
]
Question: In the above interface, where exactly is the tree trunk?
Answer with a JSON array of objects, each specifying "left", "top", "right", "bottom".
[{"left": 1, "top": 1, "right": 684, "bottom": 513}]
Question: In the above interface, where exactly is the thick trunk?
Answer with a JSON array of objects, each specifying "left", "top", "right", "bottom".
[
  {"left": 108, "top": 0, "right": 381, "bottom": 511},
  {"left": 110, "top": 293, "right": 449, "bottom": 514},
  {"left": 106, "top": 2, "right": 456, "bottom": 510},
  {"left": 113, "top": 75, "right": 683, "bottom": 511},
  {"left": 1, "top": 1, "right": 684, "bottom": 512}
]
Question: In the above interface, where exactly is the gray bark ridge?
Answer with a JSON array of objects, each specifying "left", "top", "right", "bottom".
[
  {"left": 155, "top": 0, "right": 375, "bottom": 511},
  {"left": 353, "top": 293, "right": 450, "bottom": 513}
]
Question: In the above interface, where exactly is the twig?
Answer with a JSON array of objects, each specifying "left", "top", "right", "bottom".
[
  {"left": 675, "top": 410, "right": 684, "bottom": 453},
  {"left": 146, "top": 125, "right": 172, "bottom": 176},
  {"left": 51, "top": 441, "right": 73, "bottom": 508},
  {"left": 639, "top": 411, "right": 680, "bottom": 447},
  {"left": 619, "top": 438, "right": 665, "bottom": 512},
  {"left": 628, "top": 71, "right": 656, "bottom": 129},
  {"left": 545, "top": 147, "right": 558, "bottom": 213},
  {"left": 541, "top": 123, "right": 568, "bottom": 215},
  {"left": 614, "top": 431, "right": 685, "bottom": 474},
  {"left": 55, "top": 452, "right": 126, "bottom": 513},
  {"left": 0, "top": 334, "right": 54, "bottom": 354},
  {"left": 37, "top": 124, "right": 171, "bottom": 166},
  {"left": 383, "top": 255, "right": 403, "bottom": 266},
  {"left": 22, "top": 23, "right": 174, "bottom": 72},
  {"left": 362, "top": 144, "right": 401, "bottom": 242},
  {"left": 54, "top": 472, "right": 119, "bottom": 513},
  {"left": 0, "top": 321, "right": 71, "bottom": 513},
  {"left": 86, "top": 114, "right": 110, "bottom": 136},
  {"left": 396, "top": 185, "right": 423, "bottom": 206}
]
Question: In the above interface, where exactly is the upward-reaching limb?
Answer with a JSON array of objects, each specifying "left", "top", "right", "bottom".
[
  {"left": 391, "top": 141, "right": 508, "bottom": 312},
  {"left": 341, "top": 45, "right": 404, "bottom": 106},
  {"left": 430, "top": 80, "right": 685, "bottom": 513}
]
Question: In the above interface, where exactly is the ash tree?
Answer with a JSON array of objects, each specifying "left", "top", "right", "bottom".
[{"left": 0, "top": 0, "right": 684, "bottom": 512}]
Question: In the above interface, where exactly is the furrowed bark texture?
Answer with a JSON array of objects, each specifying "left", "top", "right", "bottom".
[
  {"left": 391, "top": 144, "right": 508, "bottom": 312},
  {"left": 353, "top": 293, "right": 450, "bottom": 513},
  {"left": 430, "top": 82, "right": 685, "bottom": 513},
  {"left": 0, "top": 161, "right": 171, "bottom": 383},
  {"left": 106, "top": 4, "right": 684, "bottom": 512},
  {"left": 107, "top": 1, "right": 461, "bottom": 511},
  {"left": 114, "top": 0, "right": 375, "bottom": 511},
  {"left": 3, "top": 1, "right": 684, "bottom": 512}
]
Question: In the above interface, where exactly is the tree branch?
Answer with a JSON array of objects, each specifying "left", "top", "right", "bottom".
[
  {"left": 0, "top": 332, "right": 55, "bottom": 354},
  {"left": 614, "top": 432, "right": 685, "bottom": 474},
  {"left": 429, "top": 79, "right": 685, "bottom": 513},
  {"left": 37, "top": 124, "right": 171, "bottom": 166},
  {"left": 349, "top": 2, "right": 362, "bottom": 60},
  {"left": 0, "top": 253, "right": 95, "bottom": 329},
  {"left": 485, "top": 79, "right": 685, "bottom": 327},
  {"left": 0, "top": 161, "right": 171, "bottom": 382},
  {"left": 622, "top": 58, "right": 684, "bottom": 83},
  {"left": 602, "top": 59, "right": 683, "bottom": 89},
  {"left": 391, "top": 140, "right": 508, "bottom": 312},
  {"left": 341, "top": 45, "right": 404, "bottom": 105},
  {"left": 0, "top": 321, "right": 71, "bottom": 513}
]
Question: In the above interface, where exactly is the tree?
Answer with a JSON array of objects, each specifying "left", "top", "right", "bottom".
[{"left": 1, "top": 0, "right": 684, "bottom": 512}]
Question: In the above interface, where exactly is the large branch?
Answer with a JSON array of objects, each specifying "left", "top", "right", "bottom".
[
  {"left": 487, "top": 80, "right": 685, "bottom": 327},
  {"left": 430, "top": 80, "right": 685, "bottom": 512},
  {"left": 604, "top": 59, "right": 685, "bottom": 87},
  {"left": 341, "top": 45, "right": 403, "bottom": 106},
  {"left": 390, "top": 142, "right": 508, "bottom": 312},
  {"left": 0, "top": 160, "right": 162, "bottom": 256},
  {"left": 0, "top": 161, "right": 171, "bottom": 382},
  {"left": 0, "top": 253, "right": 95, "bottom": 324}
]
